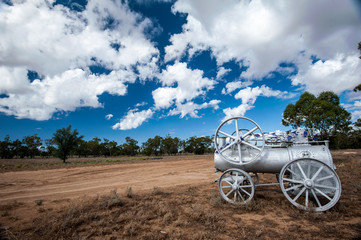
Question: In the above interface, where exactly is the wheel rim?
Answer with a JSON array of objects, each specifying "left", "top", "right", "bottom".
[
  {"left": 280, "top": 159, "right": 341, "bottom": 211},
  {"left": 250, "top": 172, "right": 259, "bottom": 188},
  {"left": 214, "top": 117, "right": 265, "bottom": 165},
  {"left": 219, "top": 169, "right": 255, "bottom": 204}
]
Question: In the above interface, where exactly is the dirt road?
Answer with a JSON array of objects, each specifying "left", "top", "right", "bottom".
[{"left": 0, "top": 155, "right": 215, "bottom": 203}]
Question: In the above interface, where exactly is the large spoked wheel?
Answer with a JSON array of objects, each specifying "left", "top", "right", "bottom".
[
  {"left": 219, "top": 169, "right": 255, "bottom": 204},
  {"left": 215, "top": 116, "right": 265, "bottom": 165},
  {"left": 279, "top": 158, "right": 341, "bottom": 211}
]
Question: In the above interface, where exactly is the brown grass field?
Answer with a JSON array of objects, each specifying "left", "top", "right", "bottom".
[{"left": 0, "top": 150, "right": 360, "bottom": 239}]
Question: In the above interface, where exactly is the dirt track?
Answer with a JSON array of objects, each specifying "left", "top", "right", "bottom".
[
  {"left": 0, "top": 155, "right": 215, "bottom": 203},
  {"left": 1, "top": 152, "right": 361, "bottom": 239}
]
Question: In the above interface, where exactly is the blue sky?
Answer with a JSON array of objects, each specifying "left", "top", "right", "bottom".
[{"left": 0, "top": 0, "right": 361, "bottom": 144}]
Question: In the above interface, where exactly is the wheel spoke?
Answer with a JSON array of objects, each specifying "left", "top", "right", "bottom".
[
  {"left": 221, "top": 185, "right": 232, "bottom": 189},
  {"left": 225, "top": 189, "right": 234, "bottom": 197},
  {"left": 242, "top": 126, "right": 258, "bottom": 139},
  {"left": 307, "top": 161, "right": 311, "bottom": 178},
  {"left": 285, "top": 184, "right": 303, "bottom": 192},
  {"left": 314, "top": 184, "right": 338, "bottom": 190},
  {"left": 293, "top": 187, "right": 306, "bottom": 202},
  {"left": 235, "top": 119, "right": 240, "bottom": 138},
  {"left": 233, "top": 190, "right": 237, "bottom": 202},
  {"left": 237, "top": 190, "right": 245, "bottom": 202},
  {"left": 311, "top": 166, "right": 324, "bottom": 181},
  {"left": 240, "top": 187, "right": 251, "bottom": 197},
  {"left": 237, "top": 143, "right": 242, "bottom": 163},
  {"left": 242, "top": 141, "right": 261, "bottom": 151},
  {"left": 219, "top": 130, "right": 236, "bottom": 140},
  {"left": 315, "top": 175, "right": 334, "bottom": 182},
  {"left": 305, "top": 189, "right": 309, "bottom": 208},
  {"left": 220, "top": 141, "right": 236, "bottom": 153},
  {"left": 286, "top": 167, "right": 302, "bottom": 179},
  {"left": 297, "top": 162, "right": 308, "bottom": 180},
  {"left": 224, "top": 180, "right": 233, "bottom": 186},
  {"left": 311, "top": 189, "right": 322, "bottom": 207},
  {"left": 315, "top": 188, "right": 332, "bottom": 201},
  {"left": 283, "top": 178, "right": 303, "bottom": 184}
]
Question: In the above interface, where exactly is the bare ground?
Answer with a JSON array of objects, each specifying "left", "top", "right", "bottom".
[{"left": 0, "top": 151, "right": 360, "bottom": 239}]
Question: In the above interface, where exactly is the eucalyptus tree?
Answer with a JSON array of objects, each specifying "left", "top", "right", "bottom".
[
  {"left": 52, "top": 125, "right": 83, "bottom": 163},
  {"left": 282, "top": 91, "right": 351, "bottom": 139},
  {"left": 22, "top": 134, "right": 42, "bottom": 158}
]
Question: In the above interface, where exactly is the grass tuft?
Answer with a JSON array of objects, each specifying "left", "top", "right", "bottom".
[{"left": 126, "top": 186, "right": 133, "bottom": 198}]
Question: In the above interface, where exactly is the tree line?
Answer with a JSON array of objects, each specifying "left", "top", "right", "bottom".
[
  {"left": 0, "top": 129, "right": 214, "bottom": 162},
  {"left": 1, "top": 89, "right": 360, "bottom": 162}
]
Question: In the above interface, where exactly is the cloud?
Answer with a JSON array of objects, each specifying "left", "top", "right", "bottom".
[
  {"left": 166, "top": 0, "right": 361, "bottom": 84},
  {"left": 112, "top": 108, "right": 154, "bottom": 130},
  {"left": 222, "top": 80, "right": 253, "bottom": 95},
  {"left": 222, "top": 85, "right": 295, "bottom": 121},
  {"left": 235, "top": 85, "right": 294, "bottom": 105},
  {"left": 0, "top": 68, "right": 134, "bottom": 120},
  {"left": 222, "top": 104, "right": 254, "bottom": 122},
  {"left": 354, "top": 101, "right": 361, "bottom": 108},
  {"left": 168, "top": 99, "right": 220, "bottom": 118},
  {"left": 135, "top": 102, "right": 148, "bottom": 107},
  {"left": 105, "top": 114, "right": 114, "bottom": 120},
  {"left": 343, "top": 100, "right": 361, "bottom": 122},
  {"left": 0, "top": 0, "right": 159, "bottom": 120},
  {"left": 152, "top": 61, "right": 217, "bottom": 112},
  {"left": 291, "top": 54, "right": 361, "bottom": 94},
  {"left": 216, "top": 67, "right": 231, "bottom": 80}
]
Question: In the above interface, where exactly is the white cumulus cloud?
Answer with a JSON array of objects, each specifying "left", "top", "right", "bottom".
[
  {"left": 216, "top": 67, "right": 231, "bottom": 80},
  {"left": 0, "top": 0, "right": 159, "bottom": 120},
  {"left": 152, "top": 61, "right": 217, "bottom": 117},
  {"left": 169, "top": 99, "right": 220, "bottom": 118},
  {"left": 112, "top": 109, "right": 154, "bottom": 130},
  {"left": 222, "top": 80, "right": 253, "bottom": 95},
  {"left": 166, "top": 0, "right": 361, "bottom": 84},
  {"left": 291, "top": 54, "right": 361, "bottom": 94},
  {"left": 222, "top": 85, "right": 295, "bottom": 122}
]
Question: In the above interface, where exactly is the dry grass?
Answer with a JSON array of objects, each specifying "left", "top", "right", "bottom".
[{"left": 1, "top": 150, "right": 361, "bottom": 239}]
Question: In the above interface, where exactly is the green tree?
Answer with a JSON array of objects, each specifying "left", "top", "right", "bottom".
[
  {"left": 121, "top": 137, "right": 139, "bottom": 156},
  {"left": 52, "top": 125, "right": 83, "bottom": 163},
  {"left": 22, "top": 134, "right": 42, "bottom": 158},
  {"left": 142, "top": 136, "right": 163, "bottom": 156},
  {"left": 75, "top": 139, "right": 91, "bottom": 157},
  {"left": 282, "top": 92, "right": 316, "bottom": 130},
  {"left": 353, "top": 78, "right": 361, "bottom": 128},
  {"left": 354, "top": 84, "right": 361, "bottom": 92},
  {"left": 355, "top": 119, "right": 361, "bottom": 128},
  {"left": 101, "top": 138, "right": 118, "bottom": 156},
  {"left": 184, "top": 136, "right": 213, "bottom": 155},
  {"left": 0, "top": 135, "right": 14, "bottom": 159},
  {"left": 87, "top": 137, "right": 102, "bottom": 157},
  {"left": 162, "top": 135, "right": 180, "bottom": 155},
  {"left": 12, "top": 139, "right": 24, "bottom": 158},
  {"left": 282, "top": 91, "right": 352, "bottom": 140},
  {"left": 44, "top": 139, "right": 56, "bottom": 157}
]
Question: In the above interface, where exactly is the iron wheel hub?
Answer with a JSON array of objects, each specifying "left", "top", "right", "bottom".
[{"left": 304, "top": 179, "right": 314, "bottom": 189}]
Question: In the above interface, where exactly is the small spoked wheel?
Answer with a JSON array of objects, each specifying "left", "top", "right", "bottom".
[
  {"left": 219, "top": 169, "right": 255, "bottom": 204},
  {"left": 214, "top": 117, "right": 265, "bottom": 165},
  {"left": 279, "top": 158, "right": 341, "bottom": 211}
]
